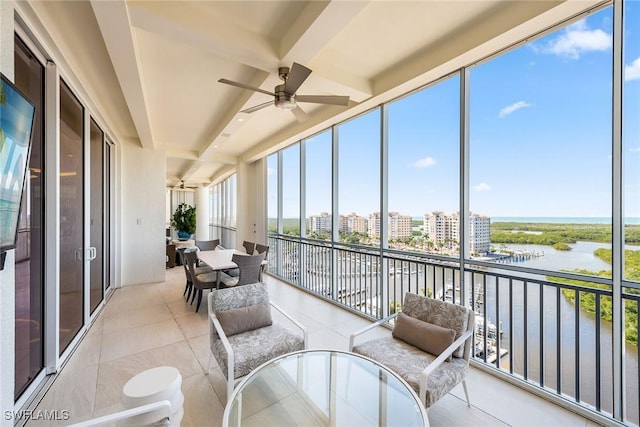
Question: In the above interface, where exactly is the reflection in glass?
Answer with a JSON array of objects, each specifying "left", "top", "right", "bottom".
[
  {"left": 59, "top": 80, "right": 84, "bottom": 354},
  {"left": 13, "top": 35, "right": 44, "bottom": 399}
]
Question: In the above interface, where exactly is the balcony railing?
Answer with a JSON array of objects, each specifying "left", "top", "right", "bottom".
[{"left": 267, "top": 233, "right": 639, "bottom": 426}]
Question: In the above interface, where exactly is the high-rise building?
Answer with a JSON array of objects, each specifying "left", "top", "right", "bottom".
[
  {"left": 470, "top": 213, "right": 491, "bottom": 254},
  {"left": 338, "top": 213, "right": 368, "bottom": 233},
  {"left": 368, "top": 212, "right": 413, "bottom": 239},
  {"left": 423, "top": 211, "right": 490, "bottom": 253},
  {"left": 308, "top": 212, "right": 332, "bottom": 234}
]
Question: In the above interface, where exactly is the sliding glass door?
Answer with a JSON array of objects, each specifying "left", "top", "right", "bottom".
[
  {"left": 13, "top": 35, "right": 45, "bottom": 400},
  {"left": 59, "top": 80, "right": 84, "bottom": 354}
]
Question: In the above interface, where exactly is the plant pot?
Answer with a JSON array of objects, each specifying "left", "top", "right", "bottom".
[{"left": 177, "top": 231, "right": 191, "bottom": 239}]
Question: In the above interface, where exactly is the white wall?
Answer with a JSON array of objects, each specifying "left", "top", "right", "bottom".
[
  {"left": 0, "top": 2, "right": 16, "bottom": 424},
  {"left": 120, "top": 143, "right": 166, "bottom": 285}
]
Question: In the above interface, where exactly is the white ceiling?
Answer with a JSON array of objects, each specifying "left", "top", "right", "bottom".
[{"left": 21, "top": 0, "right": 601, "bottom": 188}]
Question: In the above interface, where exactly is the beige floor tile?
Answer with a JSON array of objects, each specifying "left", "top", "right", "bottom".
[
  {"left": 28, "top": 271, "right": 597, "bottom": 427},
  {"left": 174, "top": 310, "right": 209, "bottom": 339},
  {"left": 186, "top": 334, "right": 213, "bottom": 373},
  {"left": 94, "top": 340, "right": 203, "bottom": 411},
  {"left": 181, "top": 373, "right": 225, "bottom": 427},
  {"left": 27, "top": 363, "right": 99, "bottom": 426},
  {"left": 100, "top": 319, "right": 184, "bottom": 362},
  {"left": 101, "top": 303, "right": 174, "bottom": 335}
]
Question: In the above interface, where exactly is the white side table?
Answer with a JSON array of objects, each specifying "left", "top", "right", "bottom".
[{"left": 121, "top": 366, "right": 184, "bottom": 426}]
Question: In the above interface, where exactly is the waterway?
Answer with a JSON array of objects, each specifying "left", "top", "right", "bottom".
[{"left": 491, "top": 241, "right": 637, "bottom": 419}]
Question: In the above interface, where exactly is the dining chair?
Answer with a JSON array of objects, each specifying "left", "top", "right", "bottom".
[
  {"left": 183, "top": 250, "right": 218, "bottom": 312},
  {"left": 177, "top": 247, "right": 212, "bottom": 302},
  {"left": 255, "top": 243, "right": 269, "bottom": 278},
  {"left": 242, "top": 240, "right": 255, "bottom": 254},
  {"left": 195, "top": 239, "right": 220, "bottom": 251},
  {"left": 220, "top": 253, "right": 265, "bottom": 288}
]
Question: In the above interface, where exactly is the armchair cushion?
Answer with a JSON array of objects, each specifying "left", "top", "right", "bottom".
[
  {"left": 392, "top": 312, "right": 456, "bottom": 361},
  {"left": 212, "top": 325, "right": 304, "bottom": 379},
  {"left": 402, "top": 292, "right": 470, "bottom": 358},
  {"left": 353, "top": 336, "right": 468, "bottom": 408},
  {"left": 215, "top": 302, "right": 272, "bottom": 336}
]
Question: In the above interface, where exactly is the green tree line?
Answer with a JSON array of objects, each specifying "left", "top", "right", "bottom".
[
  {"left": 550, "top": 248, "right": 640, "bottom": 345},
  {"left": 491, "top": 222, "right": 640, "bottom": 246}
]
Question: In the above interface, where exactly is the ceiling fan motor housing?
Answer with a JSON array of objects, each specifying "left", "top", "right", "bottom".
[{"left": 274, "top": 84, "right": 297, "bottom": 110}]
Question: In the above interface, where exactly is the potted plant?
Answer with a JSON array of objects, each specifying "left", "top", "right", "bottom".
[{"left": 171, "top": 203, "right": 196, "bottom": 239}]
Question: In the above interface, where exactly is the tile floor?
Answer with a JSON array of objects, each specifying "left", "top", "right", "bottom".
[{"left": 26, "top": 267, "right": 598, "bottom": 426}]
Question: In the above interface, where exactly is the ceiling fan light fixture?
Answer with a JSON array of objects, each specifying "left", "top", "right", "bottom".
[{"left": 275, "top": 90, "right": 297, "bottom": 110}]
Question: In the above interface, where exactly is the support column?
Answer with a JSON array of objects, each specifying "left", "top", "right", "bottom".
[
  {"left": 195, "top": 187, "right": 209, "bottom": 241},
  {"left": 236, "top": 159, "right": 266, "bottom": 249}
]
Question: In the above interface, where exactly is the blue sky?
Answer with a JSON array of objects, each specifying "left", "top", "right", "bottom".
[{"left": 271, "top": 4, "right": 640, "bottom": 220}]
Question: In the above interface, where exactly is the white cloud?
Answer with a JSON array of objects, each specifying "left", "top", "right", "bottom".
[
  {"left": 498, "top": 101, "right": 531, "bottom": 118},
  {"left": 473, "top": 182, "right": 491, "bottom": 192},
  {"left": 625, "top": 57, "right": 640, "bottom": 82},
  {"left": 410, "top": 157, "right": 436, "bottom": 168},
  {"left": 535, "top": 19, "right": 611, "bottom": 59},
  {"left": 630, "top": 147, "right": 640, "bottom": 153}
]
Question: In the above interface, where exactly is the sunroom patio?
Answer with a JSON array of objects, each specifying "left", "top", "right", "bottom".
[{"left": 26, "top": 266, "right": 597, "bottom": 427}]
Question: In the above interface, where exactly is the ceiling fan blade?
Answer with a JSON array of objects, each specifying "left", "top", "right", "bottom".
[
  {"left": 218, "top": 78, "right": 275, "bottom": 97},
  {"left": 283, "top": 62, "right": 312, "bottom": 95},
  {"left": 296, "top": 95, "right": 350, "bottom": 106},
  {"left": 241, "top": 101, "right": 273, "bottom": 114},
  {"left": 290, "top": 106, "right": 308, "bottom": 122}
]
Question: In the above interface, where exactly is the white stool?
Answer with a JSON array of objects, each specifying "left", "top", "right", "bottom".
[{"left": 121, "top": 366, "right": 184, "bottom": 426}]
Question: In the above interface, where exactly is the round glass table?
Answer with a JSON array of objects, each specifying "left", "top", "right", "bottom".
[{"left": 223, "top": 349, "right": 429, "bottom": 427}]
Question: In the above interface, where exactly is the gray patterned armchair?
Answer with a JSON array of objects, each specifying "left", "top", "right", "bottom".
[
  {"left": 207, "top": 282, "right": 307, "bottom": 400},
  {"left": 349, "top": 292, "right": 475, "bottom": 410}
]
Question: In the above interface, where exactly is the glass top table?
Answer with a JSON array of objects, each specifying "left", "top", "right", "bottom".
[{"left": 223, "top": 349, "right": 429, "bottom": 427}]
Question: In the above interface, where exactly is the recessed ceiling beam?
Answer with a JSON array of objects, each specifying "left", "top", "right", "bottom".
[{"left": 91, "top": 0, "right": 155, "bottom": 149}]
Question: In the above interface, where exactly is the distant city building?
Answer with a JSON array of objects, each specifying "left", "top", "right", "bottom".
[
  {"left": 368, "top": 212, "right": 413, "bottom": 240},
  {"left": 338, "top": 213, "right": 368, "bottom": 233},
  {"left": 423, "top": 211, "right": 490, "bottom": 253},
  {"left": 469, "top": 213, "right": 491, "bottom": 253},
  {"left": 308, "top": 212, "right": 332, "bottom": 234}
]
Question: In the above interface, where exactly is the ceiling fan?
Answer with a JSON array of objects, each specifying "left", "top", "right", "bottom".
[{"left": 218, "top": 62, "right": 350, "bottom": 122}]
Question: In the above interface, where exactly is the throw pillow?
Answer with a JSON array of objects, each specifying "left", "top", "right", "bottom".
[
  {"left": 215, "top": 302, "right": 272, "bottom": 336},
  {"left": 392, "top": 312, "right": 456, "bottom": 360}
]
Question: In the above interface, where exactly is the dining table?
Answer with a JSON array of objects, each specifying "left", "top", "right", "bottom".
[
  {"left": 197, "top": 248, "right": 245, "bottom": 288},
  {"left": 197, "top": 248, "right": 268, "bottom": 287}
]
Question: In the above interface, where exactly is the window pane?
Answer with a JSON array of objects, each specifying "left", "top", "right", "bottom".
[
  {"left": 388, "top": 76, "right": 460, "bottom": 254},
  {"left": 305, "top": 131, "right": 332, "bottom": 239},
  {"left": 267, "top": 154, "right": 278, "bottom": 232},
  {"left": 282, "top": 144, "right": 300, "bottom": 235},
  {"left": 338, "top": 109, "right": 381, "bottom": 246},
  {"left": 624, "top": 0, "right": 640, "bottom": 284},
  {"left": 470, "top": 9, "right": 613, "bottom": 275}
]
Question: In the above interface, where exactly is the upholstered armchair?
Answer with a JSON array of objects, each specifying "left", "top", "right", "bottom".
[
  {"left": 349, "top": 292, "right": 475, "bottom": 410},
  {"left": 207, "top": 283, "right": 307, "bottom": 400}
]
